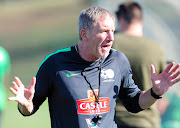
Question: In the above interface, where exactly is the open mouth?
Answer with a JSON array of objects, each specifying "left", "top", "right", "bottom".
[{"left": 102, "top": 44, "right": 111, "bottom": 51}]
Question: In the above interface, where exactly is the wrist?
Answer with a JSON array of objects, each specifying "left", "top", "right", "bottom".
[
  {"left": 18, "top": 101, "right": 34, "bottom": 115},
  {"left": 150, "top": 88, "right": 162, "bottom": 99}
]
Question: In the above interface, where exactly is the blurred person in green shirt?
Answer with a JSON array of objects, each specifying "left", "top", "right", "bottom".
[
  {"left": 158, "top": 85, "right": 180, "bottom": 128},
  {"left": 113, "top": 1, "right": 166, "bottom": 128},
  {"left": 0, "top": 46, "right": 11, "bottom": 128}
]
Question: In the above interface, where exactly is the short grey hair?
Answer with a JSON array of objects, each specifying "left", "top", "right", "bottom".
[{"left": 78, "top": 6, "right": 115, "bottom": 40}]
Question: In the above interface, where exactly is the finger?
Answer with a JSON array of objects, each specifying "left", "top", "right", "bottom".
[
  {"left": 14, "top": 77, "right": 23, "bottom": 87},
  {"left": 151, "top": 64, "right": 156, "bottom": 77},
  {"left": 164, "top": 62, "right": 175, "bottom": 73},
  {"left": 28, "top": 77, "right": 36, "bottom": 91},
  {"left": 151, "top": 64, "right": 155, "bottom": 73},
  {"left": 8, "top": 97, "right": 17, "bottom": 101},
  {"left": 12, "top": 81, "right": 19, "bottom": 91},
  {"left": 170, "top": 77, "right": 180, "bottom": 86},
  {"left": 169, "top": 64, "right": 180, "bottom": 75},
  {"left": 9, "top": 87, "right": 17, "bottom": 95},
  {"left": 171, "top": 70, "right": 180, "bottom": 80},
  {"left": 151, "top": 64, "right": 157, "bottom": 83}
]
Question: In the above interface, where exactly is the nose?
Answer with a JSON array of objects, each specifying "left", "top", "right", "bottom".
[{"left": 107, "top": 31, "right": 114, "bottom": 41}]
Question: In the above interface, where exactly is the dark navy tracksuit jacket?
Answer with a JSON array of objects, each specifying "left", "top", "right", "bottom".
[{"left": 20, "top": 46, "right": 142, "bottom": 128}]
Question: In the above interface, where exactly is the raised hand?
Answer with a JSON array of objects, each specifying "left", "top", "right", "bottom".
[
  {"left": 151, "top": 62, "right": 180, "bottom": 96},
  {"left": 8, "top": 77, "right": 36, "bottom": 108}
]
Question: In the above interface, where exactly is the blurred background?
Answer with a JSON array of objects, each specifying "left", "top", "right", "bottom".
[{"left": 0, "top": 0, "right": 179, "bottom": 128}]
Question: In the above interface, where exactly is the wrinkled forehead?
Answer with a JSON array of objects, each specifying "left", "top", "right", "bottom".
[{"left": 93, "top": 15, "right": 115, "bottom": 29}]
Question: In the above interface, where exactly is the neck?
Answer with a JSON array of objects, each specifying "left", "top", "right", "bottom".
[
  {"left": 122, "top": 22, "right": 143, "bottom": 37},
  {"left": 77, "top": 42, "right": 100, "bottom": 62}
]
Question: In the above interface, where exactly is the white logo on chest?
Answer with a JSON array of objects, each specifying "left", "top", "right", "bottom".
[{"left": 101, "top": 69, "right": 115, "bottom": 82}]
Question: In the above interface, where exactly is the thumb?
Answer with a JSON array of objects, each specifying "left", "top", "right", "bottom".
[
  {"left": 28, "top": 77, "right": 36, "bottom": 91},
  {"left": 151, "top": 64, "right": 156, "bottom": 79}
]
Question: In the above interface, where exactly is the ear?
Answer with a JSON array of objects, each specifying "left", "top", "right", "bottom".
[{"left": 80, "top": 28, "right": 88, "bottom": 42}]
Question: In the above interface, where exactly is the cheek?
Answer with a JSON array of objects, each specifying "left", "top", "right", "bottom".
[
  {"left": 89, "top": 33, "right": 107, "bottom": 49},
  {"left": 96, "top": 34, "right": 107, "bottom": 42}
]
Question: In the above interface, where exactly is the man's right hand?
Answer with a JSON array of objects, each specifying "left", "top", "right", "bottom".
[{"left": 8, "top": 77, "right": 36, "bottom": 114}]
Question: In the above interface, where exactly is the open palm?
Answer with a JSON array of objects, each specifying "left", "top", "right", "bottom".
[
  {"left": 151, "top": 62, "right": 180, "bottom": 96},
  {"left": 8, "top": 77, "right": 36, "bottom": 107}
]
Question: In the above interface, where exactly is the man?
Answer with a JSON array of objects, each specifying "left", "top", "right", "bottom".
[
  {"left": 0, "top": 46, "right": 11, "bottom": 128},
  {"left": 8, "top": 6, "right": 180, "bottom": 128},
  {"left": 113, "top": 1, "right": 166, "bottom": 128}
]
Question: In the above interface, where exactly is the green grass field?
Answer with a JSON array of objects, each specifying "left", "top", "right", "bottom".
[{"left": 0, "top": 0, "right": 92, "bottom": 127}]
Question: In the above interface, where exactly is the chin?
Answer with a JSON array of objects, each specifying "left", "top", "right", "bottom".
[{"left": 101, "top": 52, "right": 109, "bottom": 58}]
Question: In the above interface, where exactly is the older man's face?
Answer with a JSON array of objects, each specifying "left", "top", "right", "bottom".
[{"left": 86, "top": 16, "right": 115, "bottom": 60}]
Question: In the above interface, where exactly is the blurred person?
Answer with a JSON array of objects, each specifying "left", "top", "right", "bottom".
[
  {"left": 113, "top": 1, "right": 166, "bottom": 128},
  {"left": 158, "top": 84, "right": 180, "bottom": 128},
  {"left": 8, "top": 6, "right": 180, "bottom": 128},
  {"left": 0, "top": 46, "right": 11, "bottom": 128}
]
